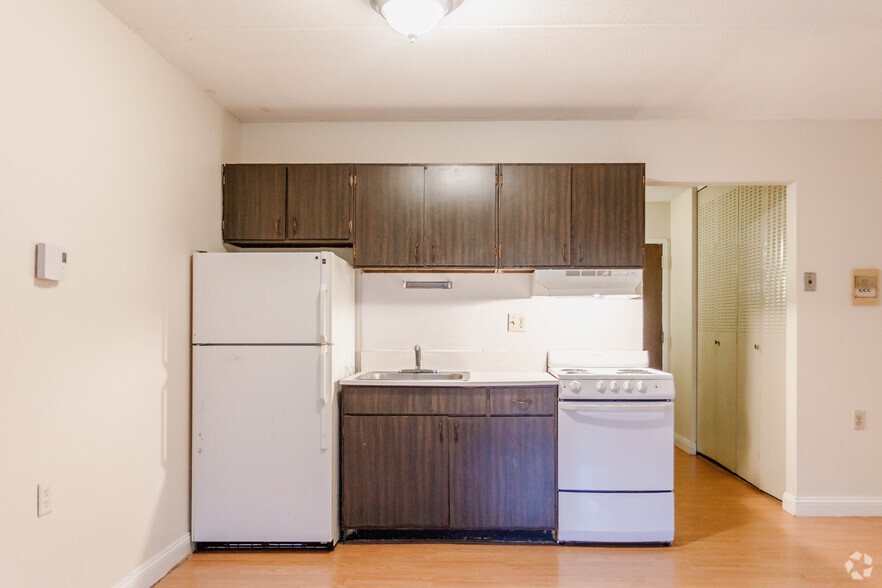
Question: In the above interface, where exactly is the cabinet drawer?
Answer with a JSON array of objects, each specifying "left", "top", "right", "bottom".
[
  {"left": 342, "top": 386, "right": 488, "bottom": 415},
  {"left": 489, "top": 386, "right": 557, "bottom": 416}
]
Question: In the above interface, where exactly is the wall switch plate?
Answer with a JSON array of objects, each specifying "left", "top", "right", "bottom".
[
  {"left": 852, "top": 269, "right": 879, "bottom": 305},
  {"left": 37, "top": 482, "right": 52, "bottom": 517},
  {"left": 507, "top": 313, "right": 526, "bottom": 332},
  {"left": 853, "top": 410, "right": 866, "bottom": 430},
  {"left": 804, "top": 272, "right": 817, "bottom": 291}
]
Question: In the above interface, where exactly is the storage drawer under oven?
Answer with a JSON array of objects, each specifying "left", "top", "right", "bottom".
[{"left": 558, "top": 401, "right": 673, "bottom": 492}]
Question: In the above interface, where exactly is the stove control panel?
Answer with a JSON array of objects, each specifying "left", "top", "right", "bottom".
[{"left": 558, "top": 378, "right": 674, "bottom": 399}]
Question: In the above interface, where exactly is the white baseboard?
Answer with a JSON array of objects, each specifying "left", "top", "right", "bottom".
[
  {"left": 674, "top": 434, "right": 696, "bottom": 455},
  {"left": 114, "top": 533, "right": 192, "bottom": 588},
  {"left": 782, "top": 493, "right": 882, "bottom": 517}
]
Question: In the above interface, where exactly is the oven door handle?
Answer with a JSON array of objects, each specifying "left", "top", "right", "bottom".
[{"left": 559, "top": 402, "right": 672, "bottom": 418}]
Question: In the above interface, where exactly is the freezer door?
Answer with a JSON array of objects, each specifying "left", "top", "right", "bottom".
[
  {"left": 192, "top": 345, "right": 334, "bottom": 543},
  {"left": 192, "top": 252, "right": 324, "bottom": 344}
]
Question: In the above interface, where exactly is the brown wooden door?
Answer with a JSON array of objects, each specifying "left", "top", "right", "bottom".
[
  {"left": 222, "top": 164, "right": 286, "bottom": 241},
  {"left": 572, "top": 164, "right": 645, "bottom": 267},
  {"left": 643, "top": 243, "right": 664, "bottom": 370},
  {"left": 424, "top": 165, "right": 497, "bottom": 268},
  {"left": 286, "top": 164, "right": 352, "bottom": 242},
  {"left": 354, "top": 165, "right": 424, "bottom": 268},
  {"left": 448, "top": 416, "right": 556, "bottom": 530},
  {"left": 499, "top": 165, "right": 572, "bottom": 268},
  {"left": 342, "top": 415, "right": 449, "bottom": 529}
]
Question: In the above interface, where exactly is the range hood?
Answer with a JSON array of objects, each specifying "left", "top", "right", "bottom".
[{"left": 532, "top": 269, "right": 643, "bottom": 298}]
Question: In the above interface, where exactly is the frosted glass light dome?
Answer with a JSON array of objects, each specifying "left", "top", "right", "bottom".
[{"left": 371, "top": 0, "right": 457, "bottom": 42}]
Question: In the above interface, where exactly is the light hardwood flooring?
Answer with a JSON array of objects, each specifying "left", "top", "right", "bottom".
[{"left": 157, "top": 450, "right": 882, "bottom": 587}]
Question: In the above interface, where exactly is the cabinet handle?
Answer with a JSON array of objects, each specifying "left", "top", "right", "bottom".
[
  {"left": 453, "top": 422, "right": 459, "bottom": 443},
  {"left": 291, "top": 217, "right": 297, "bottom": 235},
  {"left": 275, "top": 217, "right": 281, "bottom": 236},
  {"left": 579, "top": 245, "right": 584, "bottom": 264},
  {"left": 512, "top": 398, "right": 533, "bottom": 407},
  {"left": 415, "top": 242, "right": 420, "bottom": 263},
  {"left": 714, "top": 340, "right": 720, "bottom": 346},
  {"left": 439, "top": 420, "right": 444, "bottom": 442},
  {"left": 432, "top": 244, "right": 436, "bottom": 264},
  {"left": 561, "top": 244, "right": 568, "bottom": 263}
]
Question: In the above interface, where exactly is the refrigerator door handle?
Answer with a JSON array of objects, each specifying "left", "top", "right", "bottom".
[
  {"left": 319, "top": 346, "right": 330, "bottom": 451},
  {"left": 319, "top": 256, "right": 330, "bottom": 344}
]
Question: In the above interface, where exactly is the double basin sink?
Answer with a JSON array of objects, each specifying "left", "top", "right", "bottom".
[{"left": 356, "top": 370, "right": 470, "bottom": 381}]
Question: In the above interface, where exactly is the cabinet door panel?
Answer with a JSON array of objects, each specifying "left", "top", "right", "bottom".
[
  {"left": 425, "top": 165, "right": 497, "bottom": 267},
  {"left": 449, "top": 417, "right": 556, "bottom": 530},
  {"left": 499, "top": 165, "right": 571, "bottom": 268},
  {"left": 286, "top": 164, "right": 352, "bottom": 241},
  {"left": 223, "top": 164, "right": 286, "bottom": 241},
  {"left": 572, "top": 164, "right": 644, "bottom": 267},
  {"left": 355, "top": 165, "right": 424, "bottom": 267},
  {"left": 342, "top": 415, "right": 448, "bottom": 528}
]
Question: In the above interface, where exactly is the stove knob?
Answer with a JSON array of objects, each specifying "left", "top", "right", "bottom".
[
  {"left": 622, "top": 381, "right": 633, "bottom": 392},
  {"left": 568, "top": 380, "right": 582, "bottom": 393},
  {"left": 595, "top": 380, "right": 607, "bottom": 392},
  {"left": 609, "top": 381, "right": 620, "bottom": 393},
  {"left": 636, "top": 381, "right": 647, "bottom": 393}
]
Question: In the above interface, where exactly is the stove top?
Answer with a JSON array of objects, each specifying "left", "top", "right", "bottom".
[{"left": 547, "top": 351, "right": 675, "bottom": 400}]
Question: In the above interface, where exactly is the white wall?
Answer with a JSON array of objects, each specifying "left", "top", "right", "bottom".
[
  {"left": 241, "top": 119, "right": 882, "bottom": 514},
  {"left": 0, "top": 1, "right": 239, "bottom": 587},
  {"left": 670, "top": 189, "right": 697, "bottom": 453},
  {"left": 359, "top": 272, "right": 642, "bottom": 371}
]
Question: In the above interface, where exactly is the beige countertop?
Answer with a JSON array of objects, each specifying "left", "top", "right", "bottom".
[{"left": 340, "top": 371, "right": 557, "bottom": 387}]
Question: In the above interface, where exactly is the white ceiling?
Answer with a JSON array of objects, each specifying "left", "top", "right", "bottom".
[{"left": 97, "top": 0, "right": 882, "bottom": 123}]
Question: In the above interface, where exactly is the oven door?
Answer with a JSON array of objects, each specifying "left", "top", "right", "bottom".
[{"left": 558, "top": 401, "right": 673, "bottom": 491}]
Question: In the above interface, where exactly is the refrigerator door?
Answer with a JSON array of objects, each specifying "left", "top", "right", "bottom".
[
  {"left": 192, "top": 252, "right": 326, "bottom": 344},
  {"left": 192, "top": 345, "right": 334, "bottom": 543}
]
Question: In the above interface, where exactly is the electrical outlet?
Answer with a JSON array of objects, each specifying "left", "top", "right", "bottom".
[
  {"left": 507, "top": 313, "right": 526, "bottom": 332},
  {"left": 804, "top": 272, "right": 817, "bottom": 292},
  {"left": 37, "top": 482, "right": 52, "bottom": 517},
  {"left": 853, "top": 410, "right": 866, "bottom": 431}
]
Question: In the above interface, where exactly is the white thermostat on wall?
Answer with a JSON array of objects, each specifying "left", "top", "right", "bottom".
[{"left": 36, "top": 243, "right": 67, "bottom": 281}]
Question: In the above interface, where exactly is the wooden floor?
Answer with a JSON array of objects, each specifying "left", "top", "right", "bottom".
[{"left": 158, "top": 450, "right": 882, "bottom": 587}]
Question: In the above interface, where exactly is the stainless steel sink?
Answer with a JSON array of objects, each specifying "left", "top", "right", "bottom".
[{"left": 356, "top": 371, "right": 470, "bottom": 381}]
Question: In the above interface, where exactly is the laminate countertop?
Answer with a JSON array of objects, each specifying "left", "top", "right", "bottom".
[{"left": 340, "top": 371, "right": 557, "bottom": 387}]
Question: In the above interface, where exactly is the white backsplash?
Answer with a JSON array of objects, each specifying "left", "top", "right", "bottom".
[{"left": 358, "top": 272, "right": 643, "bottom": 372}]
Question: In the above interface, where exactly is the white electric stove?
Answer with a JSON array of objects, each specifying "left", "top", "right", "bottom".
[{"left": 549, "top": 350, "right": 675, "bottom": 544}]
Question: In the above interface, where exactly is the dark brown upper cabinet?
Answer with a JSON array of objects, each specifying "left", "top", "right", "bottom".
[
  {"left": 424, "top": 165, "right": 496, "bottom": 268},
  {"left": 286, "top": 164, "right": 353, "bottom": 242},
  {"left": 572, "top": 163, "right": 645, "bottom": 268},
  {"left": 498, "top": 165, "right": 572, "bottom": 268},
  {"left": 222, "top": 164, "right": 287, "bottom": 241},
  {"left": 354, "top": 164, "right": 497, "bottom": 269},
  {"left": 222, "top": 164, "right": 353, "bottom": 245},
  {"left": 354, "top": 165, "right": 425, "bottom": 268}
]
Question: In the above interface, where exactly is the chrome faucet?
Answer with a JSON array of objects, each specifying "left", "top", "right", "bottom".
[{"left": 399, "top": 344, "right": 437, "bottom": 374}]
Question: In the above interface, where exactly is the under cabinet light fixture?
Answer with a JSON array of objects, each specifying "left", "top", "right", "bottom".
[
  {"left": 403, "top": 280, "right": 453, "bottom": 289},
  {"left": 371, "top": 0, "right": 462, "bottom": 42}
]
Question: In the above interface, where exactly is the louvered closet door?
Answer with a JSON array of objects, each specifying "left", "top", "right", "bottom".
[
  {"left": 737, "top": 187, "right": 764, "bottom": 488},
  {"left": 758, "top": 186, "right": 787, "bottom": 499},
  {"left": 697, "top": 196, "right": 717, "bottom": 460}
]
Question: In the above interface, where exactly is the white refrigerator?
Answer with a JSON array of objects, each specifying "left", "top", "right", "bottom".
[{"left": 191, "top": 251, "right": 355, "bottom": 547}]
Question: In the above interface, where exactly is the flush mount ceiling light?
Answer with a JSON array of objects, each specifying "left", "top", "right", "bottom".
[{"left": 371, "top": 0, "right": 462, "bottom": 42}]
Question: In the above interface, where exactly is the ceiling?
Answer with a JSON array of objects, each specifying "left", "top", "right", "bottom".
[{"left": 97, "top": 0, "right": 882, "bottom": 123}]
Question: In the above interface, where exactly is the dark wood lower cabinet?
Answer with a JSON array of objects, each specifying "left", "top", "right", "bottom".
[
  {"left": 449, "top": 417, "right": 556, "bottom": 529},
  {"left": 341, "top": 385, "right": 557, "bottom": 535},
  {"left": 341, "top": 415, "right": 448, "bottom": 528}
]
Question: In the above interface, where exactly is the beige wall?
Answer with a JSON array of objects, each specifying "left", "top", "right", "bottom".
[
  {"left": 241, "top": 119, "right": 882, "bottom": 514},
  {"left": 670, "top": 189, "right": 697, "bottom": 452},
  {"left": 0, "top": 1, "right": 239, "bottom": 586}
]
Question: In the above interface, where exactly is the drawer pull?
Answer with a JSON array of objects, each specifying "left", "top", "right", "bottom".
[
  {"left": 439, "top": 420, "right": 444, "bottom": 442},
  {"left": 512, "top": 398, "right": 533, "bottom": 407},
  {"left": 454, "top": 422, "right": 459, "bottom": 443}
]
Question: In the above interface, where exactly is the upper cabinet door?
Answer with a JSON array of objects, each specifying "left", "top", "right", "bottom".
[
  {"left": 286, "top": 164, "right": 352, "bottom": 242},
  {"left": 222, "top": 164, "right": 287, "bottom": 241},
  {"left": 355, "top": 165, "right": 425, "bottom": 268},
  {"left": 572, "top": 164, "right": 645, "bottom": 268},
  {"left": 424, "top": 165, "right": 497, "bottom": 268},
  {"left": 499, "top": 165, "right": 572, "bottom": 268}
]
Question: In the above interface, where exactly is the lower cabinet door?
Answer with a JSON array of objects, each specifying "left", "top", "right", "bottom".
[
  {"left": 449, "top": 417, "right": 556, "bottom": 529},
  {"left": 342, "top": 415, "right": 449, "bottom": 528}
]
